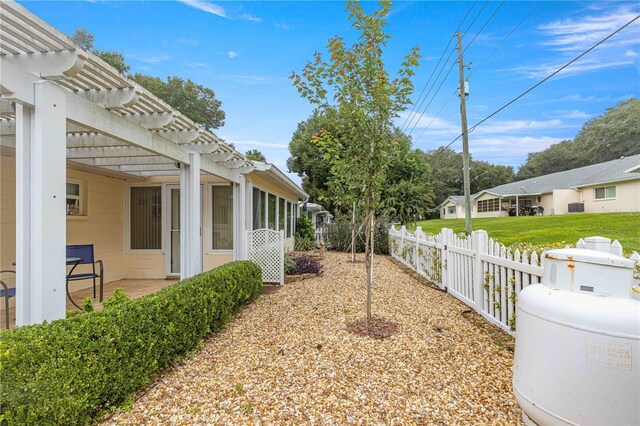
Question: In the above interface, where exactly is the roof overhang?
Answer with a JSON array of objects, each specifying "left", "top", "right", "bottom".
[
  {"left": 252, "top": 162, "right": 308, "bottom": 200},
  {"left": 571, "top": 176, "right": 640, "bottom": 190}
]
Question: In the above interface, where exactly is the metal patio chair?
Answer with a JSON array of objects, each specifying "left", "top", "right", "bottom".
[
  {"left": 66, "top": 244, "right": 104, "bottom": 302},
  {"left": 0, "top": 270, "right": 16, "bottom": 329}
]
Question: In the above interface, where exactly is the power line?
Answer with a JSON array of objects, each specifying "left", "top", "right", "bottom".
[
  {"left": 468, "top": 2, "right": 540, "bottom": 79},
  {"left": 463, "top": 0, "right": 505, "bottom": 54},
  {"left": 401, "top": 1, "right": 478, "bottom": 132},
  {"left": 405, "top": 0, "right": 492, "bottom": 135},
  {"left": 429, "top": 13, "right": 640, "bottom": 159}
]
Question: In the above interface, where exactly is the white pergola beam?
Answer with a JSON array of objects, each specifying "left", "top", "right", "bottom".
[
  {"left": 66, "top": 133, "right": 128, "bottom": 148},
  {"left": 103, "top": 163, "right": 179, "bottom": 172},
  {"left": 2, "top": 50, "right": 86, "bottom": 80},
  {"left": 209, "top": 150, "right": 234, "bottom": 162},
  {"left": 78, "top": 88, "right": 139, "bottom": 110},
  {"left": 123, "top": 112, "right": 174, "bottom": 130},
  {"left": 15, "top": 81, "right": 67, "bottom": 326},
  {"left": 156, "top": 129, "right": 201, "bottom": 144},
  {"left": 66, "top": 146, "right": 154, "bottom": 159},
  {"left": 87, "top": 156, "right": 174, "bottom": 166}
]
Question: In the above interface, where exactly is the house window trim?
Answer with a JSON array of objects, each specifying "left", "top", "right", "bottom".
[
  {"left": 447, "top": 205, "right": 456, "bottom": 214},
  {"left": 66, "top": 178, "right": 85, "bottom": 216},
  {"left": 125, "top": 184, "right": 164, "bottom": 254},
  {"left": 208, "top": 182, "right": 234, "bottom": 253},
  {"left": 594, "top": 185, "right": 616, "bottom": 201},
  {"left": 477, "top": 198, "right": 500, "bottom": 213}
]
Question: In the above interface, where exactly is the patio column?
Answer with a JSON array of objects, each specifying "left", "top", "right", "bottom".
[
  {"left": 236, "top": 175, "right": 247, "bottom": 260},
  {"left": 15, "top": 81, "right": 67, "bottom": 326},
  {"left": 179, "top": 151, "right": 202, "bottom": 279},
  {"left": 515, "top": 195, "right": 519, "bottom": 217}
]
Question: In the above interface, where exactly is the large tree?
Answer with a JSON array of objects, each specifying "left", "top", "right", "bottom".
[
  {"left": 132, "top": 74, "right": 225, "bottom": 131},
  {"left": 292, "top": 0, "right": 420, "bottom": 326},
  {"left": 70, "top": 28, "right": 130, "bottom": 73},
  {"left": 245, "top": 149, "right": 267, "bottom": 162},
  {"left": 517, "top": 98, "right": 640, "bottom": 179}
]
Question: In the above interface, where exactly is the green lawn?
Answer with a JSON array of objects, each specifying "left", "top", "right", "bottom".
[{"left": 412, "top": 212, "right": 640, "bottom": 254}]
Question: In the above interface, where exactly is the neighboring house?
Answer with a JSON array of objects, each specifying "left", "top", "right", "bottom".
[
  {"left": 438, "top": 195, "right": 476, "bottom": 219},
  {"left": 299, "top": 202, "right": 334, "bottom": 231},
  {"left": 438, "top": 154, "right": 640, "bottom": 219},
  {"left": 0, "top": 1, "right": 307, "bottom": 326}
]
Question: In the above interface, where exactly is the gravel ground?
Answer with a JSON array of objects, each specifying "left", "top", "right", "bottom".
[{"left": 107, "top": 252, "right": 521, "bottom": 425}]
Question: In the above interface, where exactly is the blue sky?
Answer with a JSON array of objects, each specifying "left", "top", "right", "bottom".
[{"left": 22, "top": 1, "right": 640, "bottom": 183}]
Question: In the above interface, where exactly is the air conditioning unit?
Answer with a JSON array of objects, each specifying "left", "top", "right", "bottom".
[{"left": 567, "top": 202, "right": 584, "bottom": 213}]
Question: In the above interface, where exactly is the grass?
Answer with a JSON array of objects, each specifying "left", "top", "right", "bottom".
[{"left": 412, "top": 212, "right": 640, "bottom": 254}]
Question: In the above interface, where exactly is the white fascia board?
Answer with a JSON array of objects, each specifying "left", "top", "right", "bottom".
[
  {"left": 571, "top": 176, "right": 640, "bottom": 190},
  {"left": 2, "top": 50, "right": 86, "bottom": 80},
  {"left": 0, "top": 58, "right": 37, "bottom": 106},
  {"left": 256, "top": 163, "right": 308, "bottom": 200}
]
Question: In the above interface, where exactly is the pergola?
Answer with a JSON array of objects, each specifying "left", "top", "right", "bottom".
[{"left": 0, "top": 1, "right": 255, "bottom": 325}]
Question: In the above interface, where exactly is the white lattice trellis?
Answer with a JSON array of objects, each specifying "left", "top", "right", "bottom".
[{"left": 246, "top": 229, "right": 284, "bottom": 285}]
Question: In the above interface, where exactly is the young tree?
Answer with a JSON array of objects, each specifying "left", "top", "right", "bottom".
[
  {"left": 70, "top": 28, "right": 130, "bottom": 73},
  {"left": 291, "top": 0, "right": 420, "bottom": 327},
  {"left": 245, "top": 149, "right": 267, "bottom": 162}
]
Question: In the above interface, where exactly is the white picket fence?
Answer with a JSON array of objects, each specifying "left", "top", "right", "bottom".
[{"left": 389, "top": 225, "right": 640, "bottom": 336}]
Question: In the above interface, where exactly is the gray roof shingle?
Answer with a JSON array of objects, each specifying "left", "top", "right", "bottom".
[{"left": 480, "top": 154, "right": 640, "bottom": 197}]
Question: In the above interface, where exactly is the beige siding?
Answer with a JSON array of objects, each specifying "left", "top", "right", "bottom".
[
  {"left": 581, "top": 180, "right": 640, "bottom": 214},
  {"left": 539, "top": 193, "right": 554, "bottom": 214},
  {"left": 474, "top": 192, "right": 504, "bottom": 218},
  {"left": 124, "top": 253, "right": 166, "bottom": 279},
  {"left": 551, "top": 189, "right": 581, "bottom": 215},
  {"left": 204, "top": 252, "right": 234, "bottom": 271},
  {"left": 440, "top": 200, "right": 461, "bottom": 219}
]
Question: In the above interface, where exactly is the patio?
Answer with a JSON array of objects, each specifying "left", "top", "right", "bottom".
[
  {"left": 1, "top": 278, "right": 177, "bottom": 329},
  {"left": 107, "top": 252, "right": 521, "bottom": 424}
]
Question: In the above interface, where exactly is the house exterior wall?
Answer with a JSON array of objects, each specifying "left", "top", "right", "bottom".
[
  {"left": 440, "top": 200, "right": 461, "bottom": 219},
  {"left": 581, "top": 179, "right": 640, "bottom": 214},
  {"left": 474, "top": 192, "right": 505, "bottom": 218},
  {"left": 1, "top": 155, "right": 303, "bottom": 296},
  {"left": 551, "top": 189, "right": 581, "bottom": 215}
]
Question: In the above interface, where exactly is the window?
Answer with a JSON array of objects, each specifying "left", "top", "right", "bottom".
[
  {"left": 130, "top": 186, "right": 162, "bottom": 250},
  {"left": 536, "top": 196, "right": 542, "bottom": 203},
  {"left": 212, "top": 185, "right": 233, "bottom": 250},
  {"left": 66, "top": 180, "right": 83, "bottom": 215},
  {"left": 253, "top": 188, "right": 266, "bottom": 230},
  {"left": 279, "top": 198, "right": 285, "bottom": 231},
  {"left": 268, "top": 194, "right": 277, "bottom": 230},
  {"left": 594, "top": 186, "right": 616, "bottom": 200},
  {"left": 447, "top": 206, "right": 456, "bottom": 214},
  {"left": 477, "top": 198, "right": 500, "bottom": 213}
]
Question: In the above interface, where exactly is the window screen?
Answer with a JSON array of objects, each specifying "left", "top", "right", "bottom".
[
  {"left": 212, "top": 185, "right": 233, "bottom": 249},
  {"left": 268, "top": 194, "right": 277, "bottom": 230},
  {"left": 279, "top": 198, "right": 285, "bottom": 231},
  {"left": 130, "top": 186, "right": 162, "bottom": 250}
]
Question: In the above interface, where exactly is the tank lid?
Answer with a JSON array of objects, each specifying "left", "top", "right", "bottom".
[{"left": 542, "top": 248, "right": 635, "bottom": 269}]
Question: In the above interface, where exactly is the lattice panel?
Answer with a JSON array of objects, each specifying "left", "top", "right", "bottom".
[{"left": 246, "top": 229, "right": 284, "bottom": 284}]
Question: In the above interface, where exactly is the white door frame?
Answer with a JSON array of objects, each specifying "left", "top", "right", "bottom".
[{"left": 165, "top": 184, "right": 203, "bottom": 277}]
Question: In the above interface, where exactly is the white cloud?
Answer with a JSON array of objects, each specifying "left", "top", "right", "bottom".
[
  {"left": 470, "top": 136, "right": 566, "bottom": 162},
  {"left": 185, "top": 61, "right": 207, "bottom": 69},
  {"left": 276, "top": 22, "right": 290, "bottom": 30},
  {"left": 543, "top": 109, "right": 592, "bottom": 120},
  {"left": 241, "top": 13, "right": 261, "bottom": 22},
  {"left": 472, "top": 119, "right": 566, "bottom": 135},
  {"left": 228, "top": 51, "right": 238, "bottom": 59},
  {"left": 626, "top": 49, "right": 639, "bottom": 57},
  {"left": 177, "top": 0, "right": 227, "bottom": 18},
  {"left": 217, "top": 74, "right": 269, "bottom": 84},
  {"left": 516, "top": 5, "right": 640, "bottom": 79}
]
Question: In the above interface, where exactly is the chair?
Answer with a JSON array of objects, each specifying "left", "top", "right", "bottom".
[
  {"left": 66, "top": 244, "right": 104, "bottom": 302},
  {"left": 0, "top": 270, "right": 16, "bottom": 329}
]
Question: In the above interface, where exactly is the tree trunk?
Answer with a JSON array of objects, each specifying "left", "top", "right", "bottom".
[
  {"left": 351, "top": 201, "right": 357, "bottom": 262},
  {"left": 364, "top": 207, "right": 374, "bottom": 328}
]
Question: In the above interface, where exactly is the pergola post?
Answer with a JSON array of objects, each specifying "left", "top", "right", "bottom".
[
  {"left": 515, "top": 195, "right": 519, "bottom": 217},
  {"left": 179, "top": 151, "right": 201, "bottom": 279},
  {"left": 236, "top": 175, "right": 247, "bottom": 260},
  {"left": 15, "top": 81, "right": 67, "bottom": 325}
]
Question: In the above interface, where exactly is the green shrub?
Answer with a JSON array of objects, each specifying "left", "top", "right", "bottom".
[
  {"left": 294, "top": 235, "right": 317, "bottom": 251},
  {"left": 295, "top": 215, "right": 315, "bottom": 240},
  {"left": 0, "top": 261, "right": 262, "bottom": 425},
  {"left": 325, "top": 221, "right": 390, "bottom": 255}
]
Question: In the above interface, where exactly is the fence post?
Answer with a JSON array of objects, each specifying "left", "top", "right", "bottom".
[
  {"left": 400, "top": 226, "right": 406, "bottom": 264},
  {"left": 473, "top": 230, "right": 488, "bottom": 311},
  {"left": 389, "top": 225, "right": 395, "bottom": 257},
  {"left": 441, "top": 228, "right": 453, "bottom": 290},
  {"left": 415, "top": 226, "right": 422, "bottom": 273}
]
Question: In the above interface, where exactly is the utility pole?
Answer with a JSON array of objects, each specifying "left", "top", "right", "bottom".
[{"left": 456, "top": 31, "right": 472, "bottom": 234}]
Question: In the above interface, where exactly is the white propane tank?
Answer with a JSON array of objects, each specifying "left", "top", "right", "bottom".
[{"left": 513, "top": 247, "right": 640, "bottom": 426}]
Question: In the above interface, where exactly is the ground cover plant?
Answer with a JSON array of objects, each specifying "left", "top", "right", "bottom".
[
  {"left": 412, "top": 212, "right": 640, "bottom": 253},
  {"left": 0, "top": 261, "right": 262, "bottom": 425},
  {"left": 286, "top": 254, "right": 324, "bottom": 276}
]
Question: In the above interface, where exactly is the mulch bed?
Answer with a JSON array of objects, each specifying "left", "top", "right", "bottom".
[
  {"left": 346, "top": 316, "right": 399, "bottom": 339},
  {"left": 107, "top": 251, "right": 522, "bottom": 425}
]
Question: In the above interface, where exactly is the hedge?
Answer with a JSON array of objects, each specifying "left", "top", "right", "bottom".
[{"left": 0, "top": 261, "right": 262, "bottom": 425}]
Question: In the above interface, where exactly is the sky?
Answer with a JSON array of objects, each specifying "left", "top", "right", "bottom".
[{"left": 21, "top": 0, "right": 640, "bottom": 183}]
